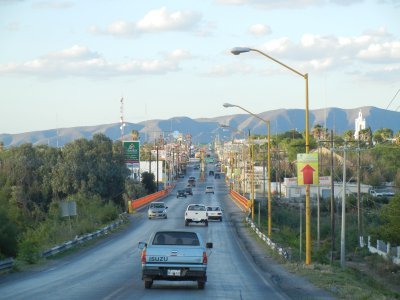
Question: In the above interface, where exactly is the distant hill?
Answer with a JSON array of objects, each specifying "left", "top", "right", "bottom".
[{"left": 1, "top": 106, "right": 399, "bottom": 147}]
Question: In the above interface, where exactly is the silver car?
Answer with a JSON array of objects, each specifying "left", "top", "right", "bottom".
[{"left": 147, "top": 202, "right": 168, "bottom": 219}]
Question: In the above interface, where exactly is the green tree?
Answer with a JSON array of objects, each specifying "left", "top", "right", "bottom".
[
  {"left": 378, "top": 195, "right": 400, "bottom": 245},
  {"left": 343, "top": 129, "right": 354, "bottom": 141},
  {"left": 373, "top": 128, "right": 393, "bottom": 144},
  {"left": 0, "top": 206, "right": 18, "bottom": 257},
  {"left": 141, "top": 172, "right": 156, "bottom": 194}
]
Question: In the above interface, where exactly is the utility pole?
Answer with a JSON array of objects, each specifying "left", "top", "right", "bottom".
[
  {"left": 357, "top": 139, "right": 361, "bottom": 245},
  {"left": 340, "top": 144, "right": 347, "bottom": 268},
  {"left": 156, "top": 145, "right": 159, "bottom": 192},
  {"left": 330, "top": 130, "right": 335, "bottom": 263},
  {"left": 317, "top": 144, "right": 321, "bottom": 250}
]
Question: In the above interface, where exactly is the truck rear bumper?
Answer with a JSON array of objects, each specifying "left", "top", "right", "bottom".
[{"left": 142, "top": 267, "right": 207, "bottom": 281}]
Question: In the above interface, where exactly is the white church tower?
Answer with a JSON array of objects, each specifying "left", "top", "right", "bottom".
[{"left": 354, "top": 110, "right": 366, "bottom": 140}]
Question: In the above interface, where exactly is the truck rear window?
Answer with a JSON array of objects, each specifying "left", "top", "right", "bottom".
[
  {"left": 188, "top": 205, "right": 206, "bottom": 211},
  {"left": 152, "top": 231, "right": 200, "bottom": 246}
]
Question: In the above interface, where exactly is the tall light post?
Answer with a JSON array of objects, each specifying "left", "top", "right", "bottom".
[
  {"left": 231, "top": 46, "right": 311, "bottom": 265},
  {"left": 223, "top": 103, "right": 272, "bottom": 237}
]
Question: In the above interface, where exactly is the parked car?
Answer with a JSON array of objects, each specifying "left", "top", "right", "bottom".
[
  {"left": 205, "top": 186, "right": 214, "bottom": 194},
  {"left": 185, "top": 204, "right": 208, "bottom": 226},
  {"left": 207, "top": 206, "right": 223, "bottom": 221},
  {"left": 177, "top": 190, "right": 187, "bottom": 198},
  {"left": 369, "top": 189, "right": 395, "bottom": 197},
  {"left": 185, "top": 187, "right": 193, "bottom": 196},
  {"left": 147, "top": 202, "right": 168, "bottom": 219},
  {"left": 138, "top": 230, "right": 213, "bottom": 289}
]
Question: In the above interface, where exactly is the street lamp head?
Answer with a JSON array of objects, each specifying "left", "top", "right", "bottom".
[
  {"left": 231, "top": 47, "right": 251, "bottom": 55},
  {"left": 223, "top": 102, "right": 235, "bottom": 108}
]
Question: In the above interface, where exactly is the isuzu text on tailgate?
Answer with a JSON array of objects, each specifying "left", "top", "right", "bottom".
[{"left": 138, "top": 230, "right": 213, "bottom": 289}]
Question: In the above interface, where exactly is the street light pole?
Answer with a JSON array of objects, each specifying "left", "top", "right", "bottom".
[
  {"left": 231, "top": 47, "right": 311, "bottom": 265},
  {"left": 223, "top": 103, "right": 272, "bottom": 237}
]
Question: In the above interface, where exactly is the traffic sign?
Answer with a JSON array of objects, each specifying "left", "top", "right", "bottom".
[{"left": 297, "top": 153, "right": 318, "bottom": 185}]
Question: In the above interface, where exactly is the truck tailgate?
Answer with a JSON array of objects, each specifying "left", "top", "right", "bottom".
[{"left": 146, "top": 246, "right": 204, "bottom": 264}]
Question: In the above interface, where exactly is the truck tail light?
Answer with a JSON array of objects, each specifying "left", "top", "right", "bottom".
[
  {"left": 202, "top": 251, "right": 207, "bottom": 264},
  {"left": 141, "top": 249, "right": 146, "bottom": 264}
]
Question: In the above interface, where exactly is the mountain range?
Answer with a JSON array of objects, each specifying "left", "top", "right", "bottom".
[{"left": 1, "top": 106, "right": 399, "bottom": 147}]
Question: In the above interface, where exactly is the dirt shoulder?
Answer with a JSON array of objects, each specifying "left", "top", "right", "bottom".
[
  {"left": 229, "top": 210, "right": 400, "bottom": 300},
  {"left": 229, "top": 211, "right": 336, "bottom": 299}
]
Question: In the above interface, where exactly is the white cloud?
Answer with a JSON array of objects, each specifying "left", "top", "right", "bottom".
[
  {"left": 216, "top": 0, "right": 323, "bottom": 9},
  {"left": 219, "top": 28, "right": 399, "bottom": 79},
  {"left": 357, "top": 41, "right": 400, "bottom": 62},
  {"left": 136, "top": 7, "right": 200, "bottom": 32},
  {"left": 91, "top": 7, "right": 202, "bottom": 37},
  {"left": 0, "top": 46, "right": 191, "bottom": 78},
  {"left": 249, "top": 24, "right": 271, "bottom": 37}
]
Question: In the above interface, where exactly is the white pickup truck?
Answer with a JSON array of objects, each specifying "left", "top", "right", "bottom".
[
  {"left": 185, "top": 204, "right": 208, "bottom": 226},
  {"left": 138, "top": 230, "right": 213, "bottom": 289},
  {"left": 370, "top": 189, "right": 395, "bottom": 197}
]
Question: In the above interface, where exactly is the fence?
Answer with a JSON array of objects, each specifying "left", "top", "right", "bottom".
[{"left": 367, "top": 236, "right": 400, "bottom": 265}]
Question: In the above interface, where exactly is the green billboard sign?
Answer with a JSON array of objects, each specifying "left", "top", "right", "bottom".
[{"left": 124, "top": 141, "right": 140, "bottom": 164}]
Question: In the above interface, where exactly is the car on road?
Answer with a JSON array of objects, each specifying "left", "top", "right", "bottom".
[
  {"left": 177, "top": 190, "right": 187, "bottom": 198},
  {"left": 184, "top": 187, "right": 193, "bottom": 196},
  {"left": 147, "top": 202, "right": 168, "bottom": 219},
  {"left": 188, "top": 176, "right": 196, "bottom": 186},
  {"left": 185, "top": 204, "right": 208, "bottom": 226},
  {"left": 138, "top": 230, "right": 213, "bottom": 289},
  {"left": 207, "top": 206, "right": 223, "bottom": 221},
  {"left": 205, "top": 186, "right": 214, "bottom": 194},
  {"left": 209, "top": 170, "right": 214, "bottom": 176}
]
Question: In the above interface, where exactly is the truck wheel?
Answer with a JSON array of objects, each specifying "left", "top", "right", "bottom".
[
  {"left": 205, "top": 220, "right": 208, "bottom": 227},
  {"left": 197, "top": 280, "right": 205, "bottom": 289},
  {"left": 144, "top": 279, "right": 153, "bottom": 289},
  {"left": 185, "top": 220, "right": 189, "bottom": 226},
  {"left": 220, "top": 217, "right": 222, "bottom": 222}
]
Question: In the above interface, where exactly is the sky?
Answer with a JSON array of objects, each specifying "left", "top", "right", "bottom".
[{"left": 1, "top": 0, "right": 399, "bottom": 134}]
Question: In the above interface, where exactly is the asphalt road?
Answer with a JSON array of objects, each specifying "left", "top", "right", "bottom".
[{"left": 0, "top": 163, "right": 333, "bottom": 300}]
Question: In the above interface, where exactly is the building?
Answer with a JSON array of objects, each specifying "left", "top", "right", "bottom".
[{"left": 354, "top": 110, "right": 366, "bottom": 140}]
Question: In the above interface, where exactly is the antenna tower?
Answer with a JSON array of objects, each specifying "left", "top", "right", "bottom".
[{"left": 120, "top": 97, "right": 126, "bottom": 142}]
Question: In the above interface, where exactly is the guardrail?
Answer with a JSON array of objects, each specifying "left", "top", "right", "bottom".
[
  {"left": 228, "top": 188, "right": 290, "bottom": 260},
  {"left": 0, "top": 258, "right": 14, "bottom": 271},
  {"left": 130, "top": 188, "right": 172, "bottom": 211},
  {"left": 246, "top": 217, "right": 290, "bottom": 260},
  {"left": 42, "top": 219, "right": 124, "bottom": 257},
  {"left": 229, "top": 189, "right": 250, "bottom": 210},
  {"left": 0, "top": 218, "right": 125, "bottom": 271}
]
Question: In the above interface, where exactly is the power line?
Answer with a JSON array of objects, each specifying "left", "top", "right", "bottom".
[{"left": 386, "top": 88, "right": 400, "bottom": 110}]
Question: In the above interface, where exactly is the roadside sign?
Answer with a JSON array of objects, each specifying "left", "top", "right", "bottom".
[
  {"left": 297, "top": 153, "right": 318, "bottom": 185},
  {"left": 124, "top": 141, "right": 140, "bottom": 164}
]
